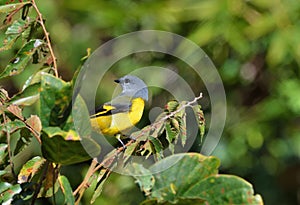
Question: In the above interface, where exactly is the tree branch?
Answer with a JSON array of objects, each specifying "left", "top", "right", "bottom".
[
  {"left": 73, "top": 93, "right": 203, "bottom": 199},
  {"left": 31, "top": 0, "right": 58, "bottom": 77}
]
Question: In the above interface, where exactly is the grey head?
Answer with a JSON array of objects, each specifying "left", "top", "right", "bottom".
[{"left": 114, "top": 75, "right": 148, "bottom": 101}]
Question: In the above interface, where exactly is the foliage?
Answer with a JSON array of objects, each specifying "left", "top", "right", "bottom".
[{"left": 1, "top": 0, "right": 298, "bottom": 205}]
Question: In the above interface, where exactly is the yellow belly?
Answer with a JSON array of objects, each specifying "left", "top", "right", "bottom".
[{"left": 90, "top": 98, "right": 145, "bottom": 136}]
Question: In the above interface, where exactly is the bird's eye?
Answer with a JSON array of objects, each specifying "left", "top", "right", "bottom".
[{"left": 124, "top": 78, "right": 130, "bottom": 83}]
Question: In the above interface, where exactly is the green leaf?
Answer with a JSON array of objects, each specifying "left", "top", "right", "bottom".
[
  {"left": 149, "top": 136, "right": 163, "bottom": 160},
  {"left": 14, "top": 128, "right": 32, "bottom": 155},
  {"left": 40, "top": 73, "right": 72, "bottom": 128},
  {"left": 0, "top": 170, "right": 8, "bottom": 177},
  {"left": 149, "top": 153, "right": 219, "bottom": 203},
  {"left": 130, "top": 126, "right": 150, "bottom": 141},
  {"left": 130, "top": 163, "right": 155, "bottom": 196},
  {"left": 140, "top": 140, "right": 153, "bottom": 159},
  {"left": 90, "top": 169, "right": 109, "bottom": 204},
  {"left": 0, "top": 39, "right": 44, "bottom": 79},
  {"left": 0, "top": 2, "right": 29, "bottom": 12},
  {"left": 72, "top": 94, "right": 91, "bottom": 137},
  {"left": 139, "top": 153, "right": 263, "bottom": 205},
  {"left": 0, "top": 119, "right": 26, "bottom": 134},
  {"left": 150, "top": 120, "right": 165, "bottom": 138},
  {"left": 41, "top": 127, "right": 91, "bottom": 165},
  {"left": 0, "top": 19, "right": 32, "bottom": 51},
  {"left": 192, "top": 105, "right": 205, "bottom": 143},
  {"left": 22, "top": 67, "right": 51, "bottom": 90},
  {"left": 0, "top": 144, "right": 8, "bottom": 166},
  {"left": 70, "top": 95, "right": 101, "bottom": 157},
  {"left": 0, "top": 181, "right": 11, "bottom": 193},
  {"left": 0, "top": 184, "right": 21, "bottom": 205},
  {"left": 165, "top": 122, "right": 177, "bottom": 154},
  {"left": 10, "top": 84, "right": 40, "bottom": 106},
  {"left": 58, "top": 175, "right": 75, "bottom": 205},
  {"left": 165, "top": 100, "right": 179, "bottom": 113},
  {"left": 124, "top": 141, "right": 139, "bottom": 158},
  {"left": 18, "top": 156, "right": 46, "bottom": 183},
  {"left": 141, "top": 198, "right": 205, "bottom": 205},
  {"left": 182, "top": 175, "right": 263, "bottom": 205}
]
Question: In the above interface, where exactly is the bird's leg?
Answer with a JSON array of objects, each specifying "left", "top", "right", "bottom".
[{"left": 116, "top": 134, "right": 126, "bottom": 149}]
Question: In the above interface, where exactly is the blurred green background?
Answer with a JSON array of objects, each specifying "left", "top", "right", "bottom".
[{"left": 1, "top": 0, "right": 300, "bottom": 204}]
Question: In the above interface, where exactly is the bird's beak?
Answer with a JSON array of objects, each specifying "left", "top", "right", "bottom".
[{"left": 114, "top": 79, "right": 120, "bottom": 83}]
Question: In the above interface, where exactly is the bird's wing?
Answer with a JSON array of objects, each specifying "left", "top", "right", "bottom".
[{"left": 91, "top": 96, "right": 132, "bottom": 118}]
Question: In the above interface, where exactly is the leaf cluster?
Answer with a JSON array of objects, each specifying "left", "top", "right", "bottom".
[{"left": 0, "top": 2, "right": 264, "bottom": 205}]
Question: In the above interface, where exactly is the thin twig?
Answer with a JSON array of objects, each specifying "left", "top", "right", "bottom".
[
  {"left": 73, "top": 94, "right": 203, "bottom": 201},
  {"left": 159, "top": 93, "right": 203, "bottom": 123},
  {"left": 132, "top": 92, "right": 203, "bottom": 140},
  {"left": 73, "top": 159, "right": 98, "bottom": 196},
  {"left": 31, "top": 0, "right": 58, "bottom": 77}
]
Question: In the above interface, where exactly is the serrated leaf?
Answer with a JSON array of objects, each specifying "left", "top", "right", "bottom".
[
  {"left": 40, "top": 73, "right": 72, "bottom": 128},
  {"left": 192, "top": 104, "right": 205, "bottom": 143},
  {"left": 140, "top": 141, "right": 153, "bottom": 159},
  {"left": 18, "top": 156, "right": 46, "bottom": 183},
  {"left": 165, "top": 100, "right": 179, "bottom": 113},
  {"left": 41, "top": 127, "right": 91, "bottom": 165},
  {"left": 0, "top": 39, "right": 44, "bottom": 79},
  {"left": 148, "top": 136, "right": 163, "bottom": 160},
  {"left": 165, "top": 122, "right": 177, "bottom": 154},
  {"left": 58, "top": 175, "right": 75, "bottom": 205}
]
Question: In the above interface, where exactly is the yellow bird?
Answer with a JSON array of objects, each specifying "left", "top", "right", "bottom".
[{"left": 90, "top": 75, "right": 148, "bottom": 145}]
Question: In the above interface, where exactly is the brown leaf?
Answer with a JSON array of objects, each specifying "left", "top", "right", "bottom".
[
  {"left": 7, "top": 104, "right": 24, "bottom": 120},
  {"left": 26, "top": 115, "right": 42, "bottom": 133}
]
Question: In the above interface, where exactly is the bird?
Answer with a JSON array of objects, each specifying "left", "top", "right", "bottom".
[{"left": 90, "top": 75, "right": 148, "bottom": 146}]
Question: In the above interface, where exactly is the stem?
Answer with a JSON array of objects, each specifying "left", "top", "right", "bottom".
[
  {"left": 132, "top": 93, "right": 203, "bottom": 140},
  {"left": 31, "top": 0, "right": 58, "bottom": 77}
]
